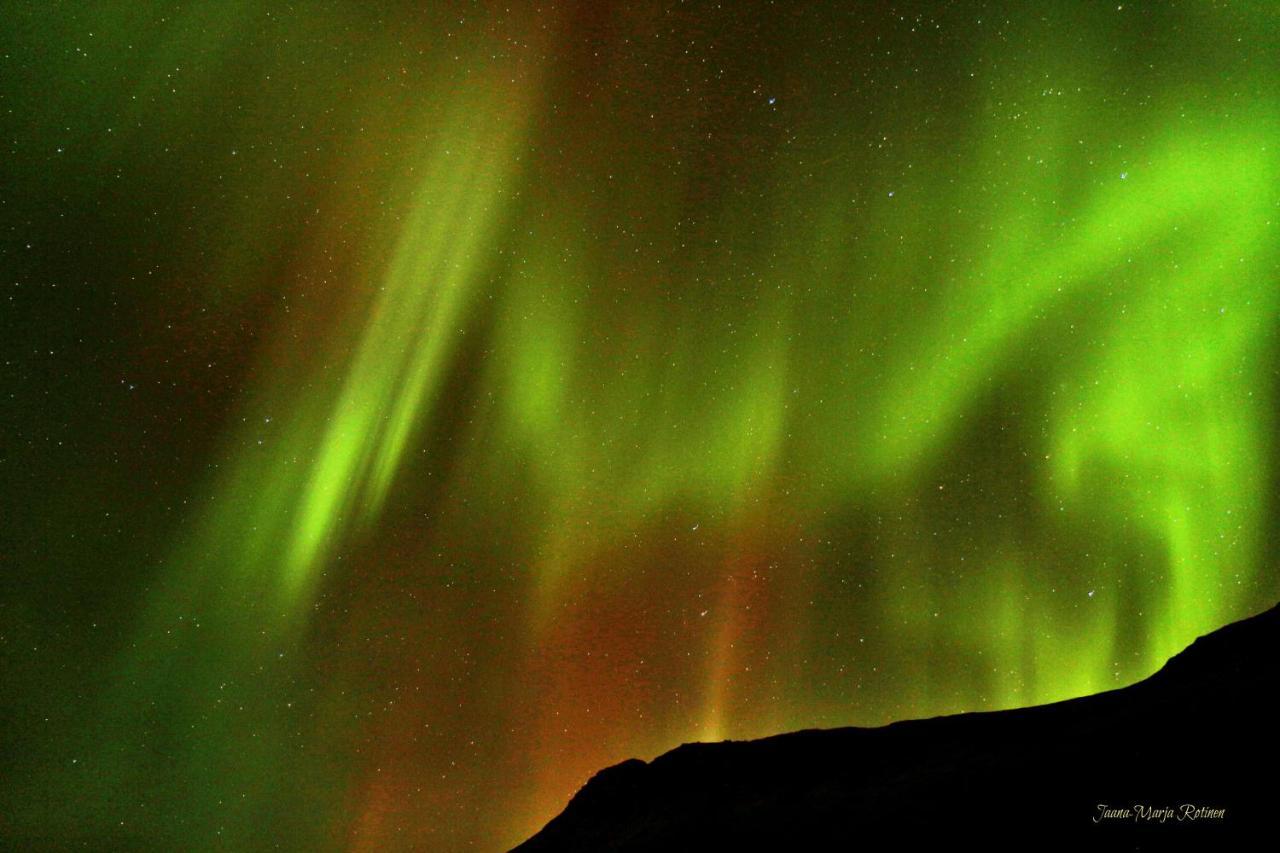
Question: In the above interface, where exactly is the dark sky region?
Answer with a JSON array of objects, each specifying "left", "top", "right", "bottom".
[{"left": 2, "top": 2, "right": 1277, "bottom": 850}]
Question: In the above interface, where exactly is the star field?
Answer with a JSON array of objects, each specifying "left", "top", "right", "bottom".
[{"left": 2, "top": 2, "right": 1278, "bottom": 850}]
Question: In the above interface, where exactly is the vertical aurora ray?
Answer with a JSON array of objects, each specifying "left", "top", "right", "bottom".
[
  {"left": 284, "top": 82, "right": 541, "bottom": 595},
  {"left": 3, "top": 2, "right": 1278, "bottom": 851}
]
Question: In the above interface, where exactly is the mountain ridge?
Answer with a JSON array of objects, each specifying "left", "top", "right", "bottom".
[{"left": 513, "top": 602, "right": 1278, "bottom": 850}]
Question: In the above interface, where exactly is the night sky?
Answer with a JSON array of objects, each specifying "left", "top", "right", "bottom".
[{"left": 3, "top": 1, "right": 1278, "bottom": 850}]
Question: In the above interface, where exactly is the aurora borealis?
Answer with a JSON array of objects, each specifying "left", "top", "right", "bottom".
[{"left": 3, "top": 1, "right": 1278, "bottom": 849}]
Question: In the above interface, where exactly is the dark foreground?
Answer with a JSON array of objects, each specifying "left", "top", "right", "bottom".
[{"left": 514, "top": 603, "right": 1278, "bottom": 851}]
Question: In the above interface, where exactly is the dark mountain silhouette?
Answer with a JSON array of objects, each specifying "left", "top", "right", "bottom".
[{"left": 513, "top": 602, "right": 1278, "bottom": 851}]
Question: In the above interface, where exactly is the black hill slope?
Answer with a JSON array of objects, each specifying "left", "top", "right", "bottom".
[{"left": 513, "top": 602, "right": 1278, "bottom": 851}]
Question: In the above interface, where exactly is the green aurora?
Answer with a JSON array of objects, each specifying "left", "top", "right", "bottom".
[{"left": 3, "top": 1, "right": 1278, "bottom": 849}]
